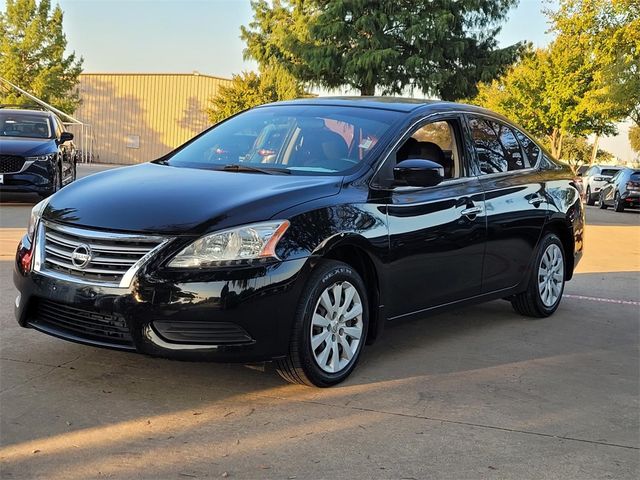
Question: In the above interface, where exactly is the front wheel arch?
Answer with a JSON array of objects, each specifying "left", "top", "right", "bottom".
[{"left": 321, "top": 243, "right": 383, "bottom": 345}]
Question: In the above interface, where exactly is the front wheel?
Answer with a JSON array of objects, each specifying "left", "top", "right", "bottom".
[
  {"left": 276, "top": 260, "right": 368, "bottom": 387},
  {"left": 614, "top": 192, "right": 625, "bottom": 212},
  {"left": 599, "top": 192, "right": 608, "bottom": 209},
  {"left": 511, "top": 234, "right": 565, "bottom": 318},
  {"left": 586, "top": 186, "right": 595, "bottom": 206}
]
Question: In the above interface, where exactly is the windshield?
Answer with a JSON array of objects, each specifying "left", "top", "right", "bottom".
[
  {"left": 164, "top": 105, "right": 402, "bottom": 174},
  {"left": 601, "top": 168, "right": 620, "bottom": 176},
  {"left": 0, "top": 112, "right": 52, "bottom": 139}
]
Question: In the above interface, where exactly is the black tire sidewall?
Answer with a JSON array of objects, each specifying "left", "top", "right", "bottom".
[
  {"left": 296, "top": 261, "right": 369, "bottom": 386},
  {"left": 530, "top": 234, "right": 566, "bottom": 316},
  {"left": 586, "top": 187, "right": 594, "bottom": 205}
]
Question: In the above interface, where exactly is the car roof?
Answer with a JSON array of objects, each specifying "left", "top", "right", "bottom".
[
  {"left": 0, "top": 108, "right": 52, "bottom": 117},
  {"left": 261, "top": 96, "right": 508, "bottom": 117}
]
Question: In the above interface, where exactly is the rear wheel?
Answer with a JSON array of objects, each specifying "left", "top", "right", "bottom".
[
  {"left": 585, "top": 186, "right": 595, "bottom": 206},
  {"left": 511, "top": 234, "right": 565, "bottom": 318},
  {"left": 614, "top": 192, "right": 625, "bottom": 212},
  {"left": 276, "top": 260, "right": 368, "bottom": 387}
]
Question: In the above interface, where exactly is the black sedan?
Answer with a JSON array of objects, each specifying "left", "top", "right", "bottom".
[
  {"left": 0, "top": 107, "right": 76, "bottom": 198},
  {"left": 13, "top": 98, "right": 584, "bottom": 387},
  {"left": 598, "top": 167, "right": 640, "bottom": 212}
]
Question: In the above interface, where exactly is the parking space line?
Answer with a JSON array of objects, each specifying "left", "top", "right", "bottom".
[{"left": 564, "top": 294, "right": 640, "bottom": 306}]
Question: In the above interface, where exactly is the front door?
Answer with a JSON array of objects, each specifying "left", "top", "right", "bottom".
[{"left": 375, "top": 115, "right": 487, "bottom": 319}]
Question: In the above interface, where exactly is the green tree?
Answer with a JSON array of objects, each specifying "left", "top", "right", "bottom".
[
  {"left": 560, "top": 135, "right": 614, "bottom": 172},
  {"left": 547, "top": 0, "right": 639, "bottom": 160},
  {"left": 206, "top": 65, "right": 305, "bottom": 123},
  {"left": 0, "top": 0, "right": 83, "bottom": 113},
  {"left": 630, "top": 125, "right": 640, "bottom": 153},
  {"left": 242, "top": 0, "right": 522, "bottom": 98}
]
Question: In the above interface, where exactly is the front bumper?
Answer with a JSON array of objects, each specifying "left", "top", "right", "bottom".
[
  {"left": 14, "top": 234, "right": 309, "bottom": 362},
  {"left": 0, "top": 160, "right": 56, "bottom": 195}
]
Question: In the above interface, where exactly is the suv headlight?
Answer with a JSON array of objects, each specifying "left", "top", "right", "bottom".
[
  {"left": 26, "top": 153, "right": 56, "bottom": 162},
  {"left": 27, "top": 198, "right": 49, "bottom": 241},
  {"left": 168, "top": 220, "right": 290, "bottom": 268}
]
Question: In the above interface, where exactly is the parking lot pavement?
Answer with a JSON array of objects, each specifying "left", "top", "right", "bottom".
[{"left": 1, "top": 178, "right": 639, "bottom": 478}]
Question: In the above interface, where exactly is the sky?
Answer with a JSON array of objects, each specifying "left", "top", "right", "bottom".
[
  {"left": 0, "top": 0, "right": 633, "bottom": 160},
  {"left": 48, "top": 0, "right": 555, "bottom": 76}
]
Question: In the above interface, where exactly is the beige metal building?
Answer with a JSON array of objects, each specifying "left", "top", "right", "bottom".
[{"left": 74, "top": 73, "right": 231, "bottom": 164}]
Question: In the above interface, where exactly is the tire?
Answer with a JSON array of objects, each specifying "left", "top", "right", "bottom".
[
  {"left": 511, "top": 233, "right": 565, "bottom": 318},
  {"left": 276, "top": 259, "right": 368, "bottom": 387},
  {"left": 614, "top": 192, "right": 625, "bottom": 212},
  {"left": 585, "top": 186, "right": 595, "bottom": 206},
  {"left": 40, "top": 162, "right": 62, "bottom": 199},
  {"left": 599, "top": 192, "right": 608, "bottom": 209}
]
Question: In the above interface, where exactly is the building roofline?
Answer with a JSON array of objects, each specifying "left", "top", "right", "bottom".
[{"left": 80, "top": 72, "right": 231, "bottom": 81}]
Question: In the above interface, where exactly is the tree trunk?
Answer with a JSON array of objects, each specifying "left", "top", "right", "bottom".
[
  {"left": 360, "top": 83, "right": 375, "bottom": 96},
  {"left": 590, "top": 134, "right": 600, "bottom": 166},
  {"left": 549, "top": 129, "right": 564, "bottom": 159}
]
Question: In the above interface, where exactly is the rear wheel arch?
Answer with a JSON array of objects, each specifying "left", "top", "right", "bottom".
[{"left": 542, "top": 220, "right": 575, "bottom": 280}]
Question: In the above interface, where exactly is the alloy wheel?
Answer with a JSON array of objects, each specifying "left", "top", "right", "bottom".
[
  {"left": 538, "top": 244, "right": 564, "bottom": 307},
  {"left": 310, "top": 280, "right": 363, "bottom": 374}
]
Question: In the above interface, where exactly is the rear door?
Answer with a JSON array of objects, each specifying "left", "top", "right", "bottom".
[
  {"left": 376, "top": 113, "right": 487, "bottom": 318},
  {"left": 465, "top": 115, "right": 549, "bottom": 293}
]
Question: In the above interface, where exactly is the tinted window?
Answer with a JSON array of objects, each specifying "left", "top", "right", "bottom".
[
  {"left": 166, "top": 106, "right": 402, "bottom": 175},
  {"left": 468, "top": 117, "right": 528, "bottom": 174},
  {"left": 0, "top": 112, "right": 52, "bottom": 139},
  {"left": 630, "top": 172, "right": 640, "bottom": 182},
  {"left": 601, "top": 169, "right": 620, "bottom": 177},
  {"left": 513, "top": 129, "right": 540, "bottom": 166}
]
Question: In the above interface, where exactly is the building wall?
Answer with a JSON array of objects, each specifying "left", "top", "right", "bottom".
[{"left": 74, "top": 73, "right": 231, "bottom": 164}]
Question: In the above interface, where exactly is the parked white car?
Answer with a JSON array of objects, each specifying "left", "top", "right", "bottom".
[{"left": 583, "top": 165, "right": 623, "bottom": 205}]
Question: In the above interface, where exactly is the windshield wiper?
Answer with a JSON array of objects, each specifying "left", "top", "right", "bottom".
[{"left": 221, "top": 164, "right": 291, "bottom": 175}]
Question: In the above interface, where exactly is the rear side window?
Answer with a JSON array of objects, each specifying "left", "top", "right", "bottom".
[
  {"left": 513, "top": 129, "right": 540, "bottom": 166},
  {"left": 467, "top": 116, "right": 529, "bottom": 174}
]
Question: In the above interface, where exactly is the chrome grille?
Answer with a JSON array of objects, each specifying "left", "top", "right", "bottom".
[{"left": 38, "top": 222, "right": 166, "bottom": 287}]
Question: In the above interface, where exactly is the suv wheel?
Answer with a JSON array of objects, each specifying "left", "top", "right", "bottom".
[
  {"left": 276, "top": 260, "right": 368, "bottom": 387},
  {"left": 614, "top": 192, "right": 625, "bottom": 212},
  {"left": 585, "top": 186, "right": 595, "bottom": 206},
  {"left": 511, "top": 233, "right": 565, "bottom": 318},
  {"left": 599, "top": 192, "right": 608, "bottom": 209}
]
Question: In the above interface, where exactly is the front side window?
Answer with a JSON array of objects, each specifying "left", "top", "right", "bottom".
[
  {"left": 0, "top": 112, "right": 52, "bottom": 139},
  {"left": 395, "top": 119, "right": 461, "bottom": 179},
  {"left": 164, "top": 105, "right": 402, "bottom": 175},
  {"left": 468, "top": 116, "right": 530, "bottom": 174}
]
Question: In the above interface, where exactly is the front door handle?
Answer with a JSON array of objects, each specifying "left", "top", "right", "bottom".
[
  {"left": 528, "top": 193, "right": 545, "bottom": 206},
  {"left": 461, "top": 205, "right": 483, "bottom": 218}
]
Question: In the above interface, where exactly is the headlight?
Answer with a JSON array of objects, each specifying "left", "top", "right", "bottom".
[
  {"left": 27, "top": 198, "right": 49, "bottom": 241},
  {"left": 25, "top": 154, "right": 55, "bottom": 162},
  {"left": 168, "top": 220, "right": 290, "bottom": 268}
]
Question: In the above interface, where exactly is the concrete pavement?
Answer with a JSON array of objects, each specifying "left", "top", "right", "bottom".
[{"left": 0, "top": 166, "right": 638, "bottom": 479}]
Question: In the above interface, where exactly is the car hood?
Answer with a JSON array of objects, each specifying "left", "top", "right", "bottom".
[
  {"left": 43, "top": 163, "right": 342, "bottom": 234},
  {"left": 0, "top": 137, "right": 56, "bottom": 156}
]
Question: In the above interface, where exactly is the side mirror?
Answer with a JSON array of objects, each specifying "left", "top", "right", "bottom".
[
  {"left": 393, "top": 159, "right": 444, "bottom": 187},
  {"left": 59, "top": 131, "right": 74, "bottom": 144}
]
